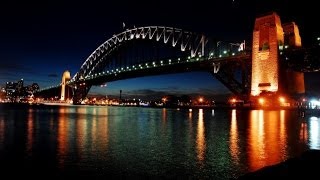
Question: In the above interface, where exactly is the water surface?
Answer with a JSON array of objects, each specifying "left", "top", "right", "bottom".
[{"left": 0, "top": 104, "right": 318, "bottom": 179}]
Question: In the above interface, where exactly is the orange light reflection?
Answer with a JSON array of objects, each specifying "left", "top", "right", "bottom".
[
  {"left": 196, "top": 109, "right": 206, "bottom": 164},
  {"left": 27, "top": 108, "right": 34, "bottom": 156},
  {"left": 91, "top": 108, "right": 97, "bottom": 144},
  {"left": 266, "top": 111, "right": 279, "bottom": 164},
  {"left": 279, "top": 110, "right": 287, "bottom": 157},
  {"left": 96, "top": 107, "right": 109, "bottom": 155},
  {"left": 248, "top": 110, "right": 288, "bottom": 172},
  {"left": 230, "top": 109, "right": 239, "bottom": 164},
  {"left": 162, "top": 108, "right": 167, "bottom": 123},
  {"left": 248, "top": 110, "right": 265, "bottom": 171},
  {"left": 76, "top": 107, "right": 87, "bottom": 158},
  {"left": 299, "top": 121, "right": 308, "bottom": 143},
  {"left": 0, "top": 117, "right": 5, "bottom": 146},
  {"left": 57, "top": 107, "right": 68, "bottom": 168}
]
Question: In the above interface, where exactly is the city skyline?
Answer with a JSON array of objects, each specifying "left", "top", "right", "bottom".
[{"left": 1, "top": 0, "right": 319, "bottom": 100}]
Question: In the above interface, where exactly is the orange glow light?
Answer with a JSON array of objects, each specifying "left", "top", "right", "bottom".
[
  {"left": 259, "top": 98, "right": 265, "bottom": 105},
  {"left": 279, "top": 97, "right": 285, "bottom": 103}
]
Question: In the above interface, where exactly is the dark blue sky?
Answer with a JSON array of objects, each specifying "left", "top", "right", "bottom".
[{"left": 0, "top": 0, "right": 319, "bottom": 100}]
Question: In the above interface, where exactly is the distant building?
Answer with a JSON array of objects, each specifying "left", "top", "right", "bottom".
[
  {"left": 5, "top": 82, "right": 17, "bottom": 100},
  {"left": 3, "top": 80, "right": 39, "bottom": 102}
]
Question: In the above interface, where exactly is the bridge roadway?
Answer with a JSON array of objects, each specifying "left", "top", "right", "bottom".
[
  {"left": 68, "top": 53, "right": 251, "bottom": 87},
  {"left": 61, "top": 45, "right": 319, "bottom": 89}
]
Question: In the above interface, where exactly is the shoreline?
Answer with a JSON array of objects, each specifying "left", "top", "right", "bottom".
[
  {"left": 237, "top": 150, "right": 320, "bottom": 178},
  {"left": 1, "top": 102, "right": 319, "bottom": 114}
]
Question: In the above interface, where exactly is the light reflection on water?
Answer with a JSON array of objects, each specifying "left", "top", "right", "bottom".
[
  {"left": 309, "top": 116, "right": 320, "bottom": 149},
  {"left": 196, "top": 109, "right": 205, "bottom": 165},
  {"left": 26, "top": 108, "right": 34, "bottom": 156},
  {"left": 247, "top": 110, "right": 290, "bottom": 171},
  {"left": 230, "top": 109, "right": 239, "bottom": 164},
  {"left": 0, "top": 104, "right": 319, "bottom": 179},
  {"left": 57, "top": 107, "right": 68, "bottom": 168},
  {"left": 0, "top": 116, "right": 4, "bottom": 147}
]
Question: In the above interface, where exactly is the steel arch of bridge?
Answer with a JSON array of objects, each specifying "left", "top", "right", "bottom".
[{"left": 73, "top": 26, "right": 207, "bottom": 81}]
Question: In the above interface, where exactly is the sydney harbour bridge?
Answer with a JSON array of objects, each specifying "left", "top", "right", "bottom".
[{"left": 37, "top": 12, "right": 320, "bottom": 105}]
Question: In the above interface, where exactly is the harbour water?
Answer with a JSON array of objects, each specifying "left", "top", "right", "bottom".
[{"left": 0, "top": 104, "right": 319, "bottom": 179}]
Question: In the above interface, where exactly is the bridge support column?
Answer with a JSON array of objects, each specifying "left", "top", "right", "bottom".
[
  {"left": 60, "top": 71, "right": 71, "bottom": 101},
  {"left": 251, "top": 12, "right": 305, "bottom": 97},
  {"left": 211, "top": 60, "right": 249, "bottom": 96},
  {"left": 251, "top": 12, "right": 284, "bottom": 96},
  {"left": 72, "top": 82, "right": 91, "bottom": 105},
  {"left": 281, "top": 22, "right": 305, "bottom": 96}
]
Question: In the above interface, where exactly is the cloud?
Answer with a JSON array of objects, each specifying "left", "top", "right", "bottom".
[
  {"left": 90, "top": 88, "right": 175, "bottom": 100},
  {"left": 0, "top": 62, "right": 32, "bottom": 72},
  {"left": 0, "top": 62, "right": 53, "bottom": 87},
  {"left": 48, "top": 74, "right": 58, "bottom": 78},
  {"left": 89, "top": 86, "right": 232, "bottom": 101},
  {"left": 125, "top": 89, "right": 168, "bottom": 100},
  {"left": 112, "top": 87, "right": 230, "bottom": 100},
  {"left": 0, "top": 62, "right": 35, "bottom": 83},
  {"left": 197, "top": 87, "right": 229, "bottom": 95}
]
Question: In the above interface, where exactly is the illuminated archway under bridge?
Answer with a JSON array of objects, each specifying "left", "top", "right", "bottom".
[{"left": 37, "top": 26, "right": 250, "bottom": 104}]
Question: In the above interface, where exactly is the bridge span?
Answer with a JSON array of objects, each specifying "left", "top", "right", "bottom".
[{"left": 37, "top": 12, "right": 320, "bottom": 105}]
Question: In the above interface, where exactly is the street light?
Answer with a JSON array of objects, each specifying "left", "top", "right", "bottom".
[
  {"left": 199, "top": 97, "right": 203, "bottom": 103},
  {"left": 259, "top": 98, "right": 265, "bottom": 105},
  {"left": 279, "top": 97, "right": 285, "bottom": 103}
]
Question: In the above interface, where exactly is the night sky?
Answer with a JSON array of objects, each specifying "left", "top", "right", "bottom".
[{"left": 0, "top": 0, "right": 319, "bottom": 100}]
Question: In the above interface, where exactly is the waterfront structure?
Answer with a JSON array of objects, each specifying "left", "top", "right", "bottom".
[{"left": 38, "top": 12, "right": 319, "bottom": 104}]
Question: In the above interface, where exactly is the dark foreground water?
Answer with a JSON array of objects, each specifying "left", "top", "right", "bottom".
[{"left": 0, "top": 104, "right": 319, "bottom": 179}]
